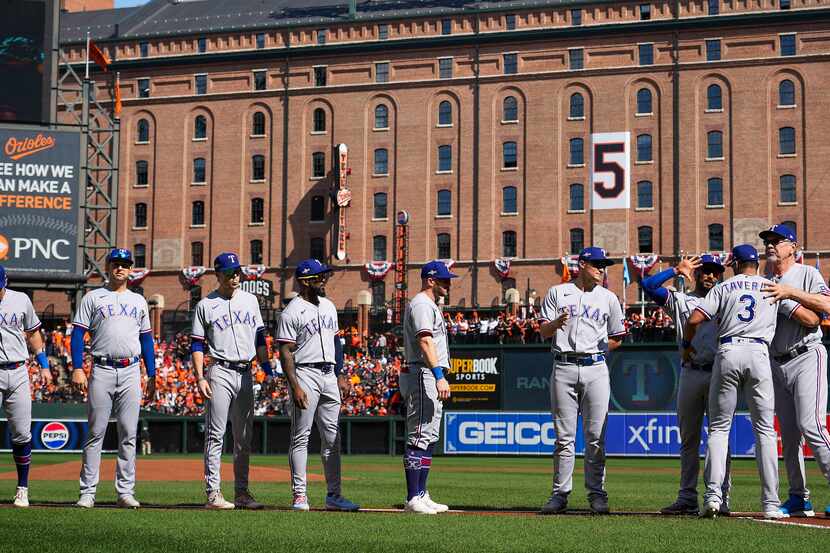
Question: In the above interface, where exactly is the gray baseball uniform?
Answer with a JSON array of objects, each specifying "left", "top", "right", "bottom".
[
  {"left": 74, "top": 287, "right": 150, "bottom": 497},
  {"left": 539, "top": 282, "right": 625, "bottom": 500},
  {"left": 663, "top": 289, "right": 731, "bottom": 507},
  {"left": 192, "top": 289, "right": 263, "bottom": 494},
  {"left": 768, "top": 264, "right": 830, "bottom": 500},
  {"left": 401, "top": 291, "right": 449, "bottom": 450},
  {"left": 277, "top": 295, "right": 342, "bottom": 497},
  {"left": 0, "top": 289, "right": 41, "bottom": 445},
  {"left": 696, "top": 274, "right": 800, "bottom": 511}
]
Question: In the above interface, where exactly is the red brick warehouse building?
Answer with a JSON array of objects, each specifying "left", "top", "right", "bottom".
[{"left": 55, "top": 0, "right": 830, "bottom": 319}]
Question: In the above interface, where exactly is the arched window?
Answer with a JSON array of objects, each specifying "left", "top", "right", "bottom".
[
  {"left": 310, "top": 237, "right": 325, "bottom": 260},
  {"left": 638, "top": 226, "right": 653, "bottom": 253},
  {"left": 375, "top": 104, "right": 389, "bottom": 129},
  {"left": 137, "top": 119, "right": 150, "bottom": 142},
  {"left": 707, "top": 84, "right": 722, "bottom": 110},
  {"left": 135, "top": 160, "right": 148, "bottom": 186},
  {"left": 779, "top": 127, "right": 796, "bottom": 155},
  {"left": 191, "top": 201, "right": 205, "bottom": 226},
  {"left": 637, "top": 180, "right": 653, "bottom": 209},
  {"left": 252, "top": 112, "right": 266, "bottom": 136},
  {"left": 707, "top": 177, "right": 723, "bottom": 206},
  {"left": 250, "top": 240, "right": 263, "bottom": 264},
  {"left": 193, "top": 115, "right": 207, "bottom": 139},
  {"left": 312, "top": 152, "right": 325, "bottom": 177},
  {"left": 779, "top": 174, "right": 796, "bottom": 203},
  {"left": 134, "top": 203, "right": 147, "bottom": 228},
  {"left": 374, "top": 148, "right": 388, "bottom": 175},
  {"left": 569, "top": 138, "right": 584, "bottom": 165},
  {"left": 569, "top": 93, "right": 584, "bottom": 118},
  {"left": 569, "top": 183, "right": 584, "bottom": 211},
  {"left": 436, "top": 233, "right": 451, "bottom": 259},
  {"left": 134, "top": 244, "right": 146, "bottom": 268},
  {"left": 636, "top": 88, "right": 652, "bottom": 114},
  {"left": 503, "top": 96, "right": 518, "bottom": 122},
  {"left": 312, "top": 108, "right": 326, "bottom": 132},
  {"left": 193, "top": 158, "right": 206, "bottom": 183},
  {"left": 437, "top": 189, "right": 451, "bottom": 216},
  {"left": 373, "top": 235, "right": 387, "bottom": 261},
  {"left": 708, "top": 224, "right": 724, "bottom": 251},
  {"left": 251, "top": 155, "right": 265, "bottom": 181},
  {"left": 502, "top": 231, "right": 517, "bottom": 257},
  {"left": 707, "top": 131, "right": 723, "bottom": 159},
  {"left": 569, "top": 228, "right": 584, "bottom": 254},
  {"left": 310, "top": 195, "right": 325, "bottom": 221},
  {"left": 438, "top": 101, "right": 452, "bottom": 126},
  {"left": 438, "top": 145, "right": 452, "bottom": 172},
  {"left": 502, "top": 186, "right": 517, "bottom": 214},
  {"left": 503, "top": 141, "right": 518, "bottom": 168},
  {"left": 636, "top": 134, "right": 652, "bottom": 162},
  {"left": 250, "top": 197, "right": 264, "bottom": 223},
  {"left": 779, "top": 80, "right": 795, "bottom": 106},
  {"left": 373, "top": 192, "right": 387, "bottom": 219}
]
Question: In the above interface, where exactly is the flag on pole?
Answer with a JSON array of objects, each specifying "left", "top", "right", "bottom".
[
  {"left": 561, "top": 262, "right": 571, "bottom": 283},
  {"left": 622, "top": 257, "right": 631, "bottom": 287},
  {"left": 114, "top": 72, "right": 122, "bottom": 117},
  {"left": 87, "top": 36, "right": 111, "bottom": 75}
]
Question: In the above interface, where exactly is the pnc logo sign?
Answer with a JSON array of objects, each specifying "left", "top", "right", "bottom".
[
  {"left": 4, "top": 134, "right": 56, "bottom": 161},
  {"left": 0, "top": 233, "right": 70, "bottom": 261}
]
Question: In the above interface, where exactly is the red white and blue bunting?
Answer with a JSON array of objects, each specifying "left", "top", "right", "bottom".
[
  {"left": 493, "top": 258, "right": 511, "bottom": 280},
  {"left": 182, "top": 266, "right": 207, "bottom": 286},
  {"left": 561, "top": 255, "right": 580, "bottom": 274},
  {"left": 629, "top": 255, "right": 659, "bottom": 277},
  {"left": 364, "top": 261, "right": 394, "bottom": 280},
  {"left": 128, "top": 268, "right": 150, "bottom": 286},
  {"left": 241, "top": 265, "right": 267, "bottom": 280}
]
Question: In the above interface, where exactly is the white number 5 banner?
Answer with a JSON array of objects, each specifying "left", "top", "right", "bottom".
[{"left": 591, "top": 132, "right": 630, "bottom": 210}]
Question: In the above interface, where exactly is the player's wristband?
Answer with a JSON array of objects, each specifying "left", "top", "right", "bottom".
[
  {"left": 430, "top": 366, "right": 445, "bottom": 380},
  {"left": 35, "top": 351, "right": 49, "bottom": 370},
  {"left": 681, "top": 340, "right": 692, "bottom": 349}
]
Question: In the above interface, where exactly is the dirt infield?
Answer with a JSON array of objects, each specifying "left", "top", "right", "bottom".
[{"left": 0, "top": 459, "right": 322, "bottom": 483}]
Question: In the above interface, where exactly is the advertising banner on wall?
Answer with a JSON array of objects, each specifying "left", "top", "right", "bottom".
[
  {"left": 445, "top": 351, "right": 501, "bottom": 410},
  {"left": 0, "top": 125, "right": 83, "bottom": 279},
  {"left": 1, "top": 418, "right": 117, "bottom": 453}
]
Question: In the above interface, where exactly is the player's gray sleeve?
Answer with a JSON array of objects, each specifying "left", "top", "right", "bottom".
[
  {"left": 539, "top": 288, "right": 557, "bottom": 322},
  {"left": 664, "top": 290, "right": 679, "bottom": 318},
  {"left": 191, "top": 302, "right": 206, "bottom": 339},
  {"left": 697, "top": 284, "right": 722, "bottom": 320},
  {"left": 607, "top": 295, "right": 625, "bottom": 336},
  {"left": 23, "top": 295, "right": 41, "bottom": 331},
  {"left": 410, "top": 303, "right": 436, "bottom": 335},
  {"left": 777, "top": 298, "right": 801, "bottom": 319},
  {"left": 73, "top": 291, "right": 95, "bottom": 329},
  {"left": 276, "top": 307, "right": 297, "bottom": 343},
  {"left": 806, "top": 267, "right": 830, "bottom": 296},
  {"left": 139, "top": 298, "right": 151, "bottom": 333}
]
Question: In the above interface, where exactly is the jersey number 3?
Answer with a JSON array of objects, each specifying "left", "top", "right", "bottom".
[{"left": 737, "top": 294, "right": 756, "bottom": 322}]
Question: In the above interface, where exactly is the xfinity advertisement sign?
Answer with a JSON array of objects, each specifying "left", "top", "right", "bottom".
[{"left": 0, "top": 125, "right": 82, "bottom": 277}]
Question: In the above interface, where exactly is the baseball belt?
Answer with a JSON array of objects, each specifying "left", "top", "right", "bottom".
[
  {"left": 214, "top": 359, "right": 252, "bottom": 373},
  {"left": 773, "top": 344, "right": 811, "bottom": 364},
  {"left": 93, "top": 355, "right": 140, "bottom": 368},
  {"left": 0, "top": 361, "right": 23, "bottom": 370},
  {"left": 687, "top": 362, "right": 713, "bottom": 372},
  {"left": 553, "top": 352, "right": 606, "bottom": 366},
  {"left": 719, "top": 337, "right": 767, "bottom": 346},
  {"left": 298, "top": 362, "right": 335, "bottom": 374}
]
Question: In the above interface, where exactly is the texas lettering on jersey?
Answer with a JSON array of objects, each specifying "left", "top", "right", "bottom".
[
  {"left": 295, "top": 313, "right": 337, "bottom": 344},
  {"left": 558, "top": 303, "right": 612, "bottom": 324},
  {"left": 0, "top": 312, "right": 25, "bottom": 328},
  {"left": 209, "top": 308, "right": 259, "bottom": 331},
  {"left": 95, "top": 302, "right": 145, "bottom": 323}
]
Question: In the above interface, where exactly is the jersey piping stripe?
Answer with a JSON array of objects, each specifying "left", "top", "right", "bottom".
[
  {"left": 788, "top": 303, "right": 802, "bottom": 319},
  {"left": 275, "top": 338, "right": 296, "bottom": 343},
  {"left": 813, "top": 346, "right": 830, "bottom": 452},
  {"left": 694, "top": 306, "right": 713, "bottom": 320},
  {"left": 72, "top": 322, "right": 89, "bottom": 330},
  {"left": 24, "top": 322, "right": 42, "bottom": 332},
  {"left": 609, "top": 331, "right": 627, "bottom": 337},
  {"left": 190, "top": 335, "right": 205, "bottom": 341}
]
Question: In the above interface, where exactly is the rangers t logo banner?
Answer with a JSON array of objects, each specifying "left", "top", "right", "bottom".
[{"left": 591, "top": 132, "right": 630, "bottom": 210}]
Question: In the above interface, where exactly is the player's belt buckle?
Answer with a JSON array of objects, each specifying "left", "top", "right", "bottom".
[
  {"left": 719, "top": 337, "right": 766, "bottom": 346},
  {"left": 95, "top": 355, "right": 139, "bottom": 368},
  {"left": 0, "top": 361, "right": 22, "bottom": 370},
  {"left": 773, "top": 344, "right": 810, "bottom": 364},
  {"left": 555, "top": 352, "right": 605, "bottom": 366},
  {"left": 218, "top": 360, "right": 250, "bottom": 372}
]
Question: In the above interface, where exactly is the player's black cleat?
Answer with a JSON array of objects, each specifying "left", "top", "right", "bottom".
[
  {"left": 660, "top": 500, "right": 699, "bottom": 516},
  {"left": 589, "top": 496, "right": 610, "bottom": 515},
  {"left": 540, "top": 494, "right": 568, "bottom": 515}
]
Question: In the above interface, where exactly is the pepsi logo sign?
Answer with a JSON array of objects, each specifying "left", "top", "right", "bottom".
[{"left": 40, "top": 421, "right": 70, "bottom": 450}]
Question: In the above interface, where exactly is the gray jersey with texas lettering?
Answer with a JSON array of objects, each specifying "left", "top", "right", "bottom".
[
  {"left": 276, "top": 296, "right": 338, "bottom": 365},
  {"left": 666, "top": 291, "right": 718, "bottom": 365},
  {"left": 769, "top": 264, "right": 829, "bottom": 356},
  {"left": 404, "top": 292, "right": 449, "bottom": 367},
  {"left": 539, "top": 283, "right": 626, "bottom": 354},
  {"left": 192, "top": 289, "right": 264, "bottom": 362},
  {"left": 697, "top": 274, "right": 800, "bottom": 344},
  {"left": 73, "top": 288, "right": 150, "bottom": 358},
  {"left": 0, "top": 288, "right": 41, "bottom": 363}
]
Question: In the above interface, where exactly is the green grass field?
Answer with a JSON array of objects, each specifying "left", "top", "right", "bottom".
[{"left": 0, "top": 454, "right": 828, "bottom": 552}]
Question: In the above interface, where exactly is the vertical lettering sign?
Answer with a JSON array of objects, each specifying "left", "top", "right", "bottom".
[
  {"left": 591, "top": 132, "right": 630, "bottom": 210},
  {"left": 0, "top": 125, "right": 82, "bottom": 274}
]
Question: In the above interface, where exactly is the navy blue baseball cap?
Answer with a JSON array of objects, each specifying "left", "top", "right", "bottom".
[
  {"left": 106, "top": 248, "right": 133, "bottom": 265},
  {"left": 731, "top": 244, "right": 759, "bottom": 264},
  {"left": 759, "top": 224, "right": 797, "bottom": 243},
  {"left": 421, "top": 260, "right": 458, "bottom": 280},
  {"left": 214, "top": 252, "right": 242, "bottom": 272},
  {"left": 296, "top": 258, "right": 332, "bottom": 279},
  {"left": 578, "top": 247, "right": 615, "bottom": 267},
  {"left": 0, "top": 265, "right": 6, "bottom": 289},
  {"left": 699, "top": 254, "right": 725, "bottom": 273}
]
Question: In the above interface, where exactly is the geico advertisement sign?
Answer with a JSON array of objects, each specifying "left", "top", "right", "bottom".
[{"left": 0, "top": 233, "right": 70, "bottom": 261}]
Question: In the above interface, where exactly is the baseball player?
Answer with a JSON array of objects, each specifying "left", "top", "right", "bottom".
[
  {"left": 399, "top": 260, "right": 455, "bottom": 515},
  {"left": 642, "top": 255, "right": 733, "bottom": 516},
  {"left": 538, "top": 247, "right": 626, "bottom": 515},
  {"left": 71, "top": 248, "right": 156, "bottom": 509},
  {"left": 192, "top": 253, "right": 272, "bottom": 510},
  {"left": 759, "top": 224, "right": 830, "bottom": 518},
  {"left": 0, "top": 265, "right": 52, "bottom": 508},
  {"left": 684, "top": 244, "right": 819, "bottom": 519},
  {"left": 277, "top": 258, "right": 359, "bottom": 512}
]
